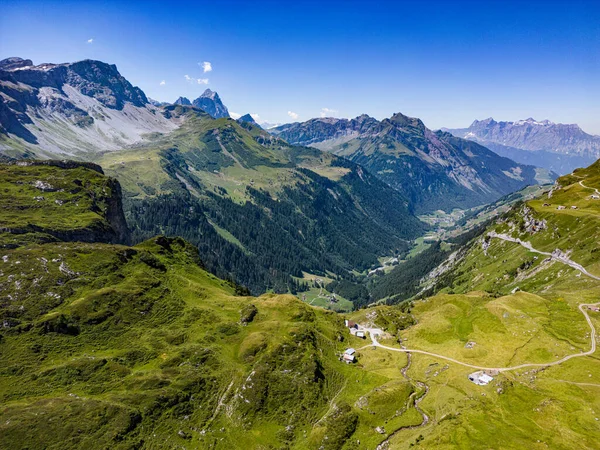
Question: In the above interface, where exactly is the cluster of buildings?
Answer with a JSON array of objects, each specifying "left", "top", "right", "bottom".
[
  {"left": 553, "top": 205, "right": 578, "bottom": 210},
  {"left": 341, "top": 319, "right": 370, "bottom": 364},
  {"left": 344, "top": 319, "right": 366, "bottom": 338}
]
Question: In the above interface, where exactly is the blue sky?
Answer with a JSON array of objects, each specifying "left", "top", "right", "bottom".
[{"left": 1, "top": 0, "right": 599, "bottom": 133}]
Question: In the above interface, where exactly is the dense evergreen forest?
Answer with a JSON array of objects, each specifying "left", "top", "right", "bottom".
[
  {"left": 369, "top": 221, "right": 492, "bottom": 305},
  {"left": 126, "top": 164, "right": 424, "bottom": 296}
]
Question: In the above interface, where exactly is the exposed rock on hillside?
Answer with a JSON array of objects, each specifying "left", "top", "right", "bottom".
[
  {"left": 0, "top": 160, "right": 129, "bottom": 246},
  {"left": 0, "top": 58, "right": 177, "bottom": 155}
]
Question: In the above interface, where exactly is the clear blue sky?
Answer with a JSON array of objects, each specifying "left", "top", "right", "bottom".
[{"left": 1, "top": 0, "right": 599, "bottom": 133}]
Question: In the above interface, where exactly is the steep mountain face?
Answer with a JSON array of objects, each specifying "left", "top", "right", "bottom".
[
  {"left": 272, "top": 114, "right": 554, "bottom": 213},
  {"left": 445, "top": 117, "right": 600, "bottom": 174},
  {"left": 0, "top": 57, "right": 33, "bottom": 70},
  {"left": 192, "top": 88, "right": 230, "bottom": 118},
  {"left": 0, "top": 58, "right": 177, "bottom": 157}
]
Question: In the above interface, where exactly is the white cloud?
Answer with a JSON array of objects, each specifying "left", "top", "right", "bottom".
[
  {"left": 87, "top": 38, "right": 94, "bottom": 44},
  {"left": 320, "top": 107, "right": 338, "bottom": 118},
  {"left": 230, "top": 111, "right": 242, "bottom": 119},
  {"left": 159, "top": 80, "right": 166, "bottom": 86},
  {"left": 200, "top": 61, "right": 212, "bottom": 73},
  {"left": 287, "top": 111, "right": 299, "bottom": 120},
  {"left": 250, "top": 113, "right": 261, "bottom": 122},
  {"left": 184, "top": 75, "right": 209, "bottom": 85}
]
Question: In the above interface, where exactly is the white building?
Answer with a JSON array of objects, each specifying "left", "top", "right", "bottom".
[{"left": 468, "top": 371, "right": 494, "bottom": 385}]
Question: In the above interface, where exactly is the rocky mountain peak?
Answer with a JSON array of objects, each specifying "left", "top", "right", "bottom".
[
  {"left": 191, "top": 89, "right": 229, "bottom": 118},
  {"left": 471, "top": 117, "right": 496, "bottom": 127},
  {"left": 200, "top": 88, "right": 218, "bottom": 100},
  {"left": 387, "top": 112, "right": 426, "bottom": 132},
  {"left": 1, "top": 58, "right": 148, "bottom": 110},
  {"left": 238, "top": 113, "right": 258, "bottom": 124},
  {"left": 515, "top": 118, "right": 553, "bottom": 126},
  {"left": 174, "top": 96, "right": 192, "bottom": 106},
  {"left": 0, "top": 57, "right": 34, "bottom": 71},
  {"left": 148, "top": 98, "right": 169, "bottom": 107}
]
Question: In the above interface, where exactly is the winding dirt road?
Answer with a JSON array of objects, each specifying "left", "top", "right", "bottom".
[
  {"left": 364, "top": 234, "right": 600, "bottom": 373},
  {"left": 580, "top": 180, "right": 600, "bottom": 196},
  {"left": 369, "top": 301, "right": 598, "bottom": 373}
]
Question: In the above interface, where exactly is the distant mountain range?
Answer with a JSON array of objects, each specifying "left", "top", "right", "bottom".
[
  {"left": 444, "top": 117, "right": 600, "bottom": 174},
  {"left": 271, "top": 114, "right": 554, "bottom": 213}
]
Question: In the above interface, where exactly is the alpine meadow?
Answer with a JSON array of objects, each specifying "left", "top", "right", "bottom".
[{"left": 1, "top": 1, "right": 599, "bottom": 449}]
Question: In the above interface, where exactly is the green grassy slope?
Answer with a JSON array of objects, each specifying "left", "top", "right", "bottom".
[
  {"left": 0, "top": 160, "right": 129, "bottom": 247},
  {"left": 362, "top": 160, "right": 600, "bottom": 449},
  {"left": 371, "top": 291, "right": 600, "bottom": 450},
  {"left": 0, "top": 163, "right": 425, "bottom": 449},
  {"left": 2, "top": 152, "right": 599, "bottom": 450}
]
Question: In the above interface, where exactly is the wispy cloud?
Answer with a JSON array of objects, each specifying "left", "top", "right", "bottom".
[
  {"left": 87, "top": 38, "right": 94, "bottom": 44},
  {"left": 200, "top": 61, "right": 212, "bottom": 73},
  {"left": 250, "top": 113, "right": 261, "bottom": 122},
  {"left": 320, "top": 107, "right": 338, "bottom": 118},
  {"left": 184, "top": 75, "right": 209, "bottom": 85},
  {"left": 287, "top": 111, "right": 299, "bottom": 120},
  {"left": 159, "top": 80, "right": 166, "bottom": 86},
  {"left": 230, "top": 111, "right": 241, "bottom": 119}
]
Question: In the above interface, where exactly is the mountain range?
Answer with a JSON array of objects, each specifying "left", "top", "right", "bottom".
[
  {"left": 444, "top": 117, "right": 600, "bottom": 174},
  {"left": 0, "top": 57, "right": 425, "bottom": 294},
  {"left": 271, "top": 115, "right": 554, "bottom": 213},
  {"left": 0, "top": 50, "right": 599, "bottom": 450}
]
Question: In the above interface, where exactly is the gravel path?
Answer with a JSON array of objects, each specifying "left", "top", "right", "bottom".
[{"left": 363, "top": 234, "right": 600, "bottom": 372}]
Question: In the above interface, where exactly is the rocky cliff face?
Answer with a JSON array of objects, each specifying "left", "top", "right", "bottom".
[
  {"left": 0, "top": 58, "right": 177, "bottom": 157},
  {"left": 1, "top": 58, "right": 148, "bottom": 109},
  {"left": 0, "top": 160, "right": 130, "bottom": 246},
  {"left": 0, "top": 57, "right": 33, "bottom": 71},
  {"left": 191, "top": 89, "right": 229, "bottom": 118},
  {"left": 271, "top": 113, "right": 554, "bottom": 212}
]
